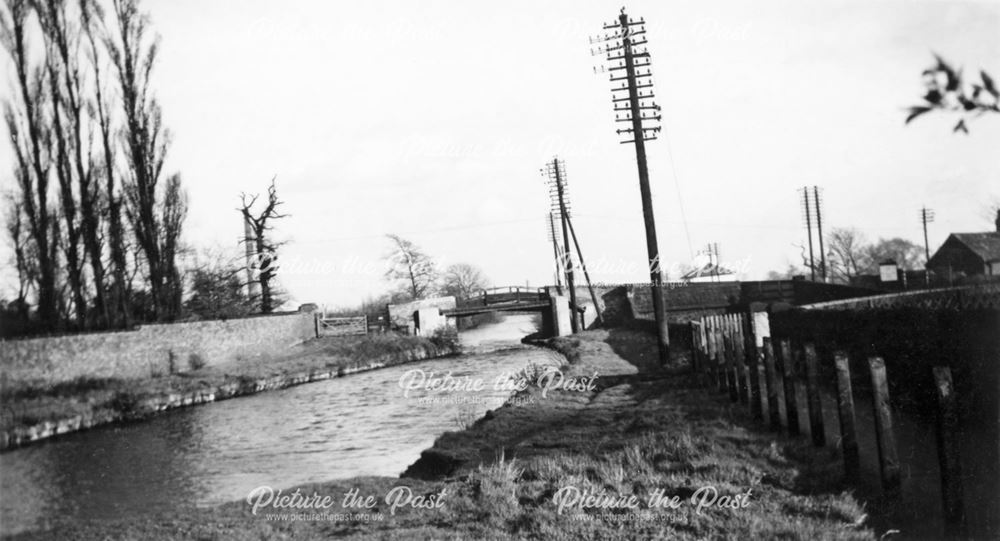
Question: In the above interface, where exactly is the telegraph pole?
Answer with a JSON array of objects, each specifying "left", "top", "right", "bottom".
[
  {"left": 545, "top": 157, "right": 579, "bottom": 332},
  {"left": 920, "top": 206, "right": 935, "bottom": 263},
  {"left": 802, "top": 187, "right": 816, "bottom": 281},
  {"left": 548, "top": 212, "right": 564, "bottom": 295},
  {"left": 593, "top": 8, "right": 669, "bottom": 363},
  {"left": 813, "top": 186, "right": 827, "bottom": 282}
]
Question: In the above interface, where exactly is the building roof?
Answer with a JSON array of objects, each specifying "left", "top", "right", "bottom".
[
  {"left": 680, "top": 262, "right": 736, "bottom": 281},
  {"left": 950, "top": 232, "right": 1000, "bottom": 262}
]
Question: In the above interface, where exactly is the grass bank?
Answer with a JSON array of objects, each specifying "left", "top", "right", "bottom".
[
  {"left": 13, "top": 328, "right": 876, "bottom": 540},
  {"left": 0, "top": 331, "right": 460, "bottom": 451}
]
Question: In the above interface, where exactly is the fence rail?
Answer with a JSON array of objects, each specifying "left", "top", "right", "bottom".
[
  {"left": 317, "top": 315, "right": 368, "bottom": 337},
  {"left": 690, "top": 310, "right": 973, "bottom": 536},
  {"left": 800, "top": 283, "right": 1000, "bottom": 311}
]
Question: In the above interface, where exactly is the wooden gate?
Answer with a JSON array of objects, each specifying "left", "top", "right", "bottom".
[{"left": 317, "top": 315, "right": 368, "bottom": 337}]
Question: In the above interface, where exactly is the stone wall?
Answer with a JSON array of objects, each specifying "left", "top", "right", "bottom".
[{"left": 0, "top": 312, "right": 316, "bottom": 384}]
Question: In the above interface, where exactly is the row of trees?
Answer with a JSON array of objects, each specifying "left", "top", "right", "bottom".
[
  {"left": 2, "top": 0, "right": 184, "bottom": 332},
  {"left": 771, "top": 228, "right": 926, "bottom": 283},
  {"left": 319, "top": 235, "right": 490, "bottom": 329},
  {"left": 383, "top": 234, "right": 490, "bottom": 303}
]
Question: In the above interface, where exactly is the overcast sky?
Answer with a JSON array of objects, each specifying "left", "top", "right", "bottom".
[{"left": 2, "top": 0, "right": 998, "bottom": 309}]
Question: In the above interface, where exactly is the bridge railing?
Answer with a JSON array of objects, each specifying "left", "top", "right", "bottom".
[{"left": 479, "top": 286, "right": 547, "bottom": 306}]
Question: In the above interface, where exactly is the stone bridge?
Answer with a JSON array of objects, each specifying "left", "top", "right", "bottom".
[{"left": 404, "top": 287, "right": 579, "bottom": 338}]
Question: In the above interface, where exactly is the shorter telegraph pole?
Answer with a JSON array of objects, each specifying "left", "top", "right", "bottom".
[
  {"left": 544, "top": 157, "right": 579, "bottom": 332},
  {"left": 920, "top": 206, "right": 935, "bottom": 263},
  {"left": 920, "top": 206, "right": 935, "bottom": 286},
  {"left": 547, "top": 212, "right": 564, "bottom": 295},
  {"left": 801, "top": 187, "right": 816, "bottom": 281},
  {"left": 814, "top": 186, "right": 826, "bottom": 282}
]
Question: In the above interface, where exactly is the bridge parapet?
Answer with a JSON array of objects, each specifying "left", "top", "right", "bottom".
[{"left": 478, "top": 286, "right": 548, "bottom": 306}]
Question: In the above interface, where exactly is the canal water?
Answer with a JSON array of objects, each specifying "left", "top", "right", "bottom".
[{"left": 0, "top": 314, "right": 557, "bottom": 536}]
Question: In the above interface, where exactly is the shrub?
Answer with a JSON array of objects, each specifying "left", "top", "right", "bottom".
[
  {"left": 187, "top": 353, "right": 206, "bottom": 371},
  {"left": 109, "top": 390, "right": 141, "bottom": 415},
  {"left": 429, "top": 326, "right": 460, "bottom": 350}
]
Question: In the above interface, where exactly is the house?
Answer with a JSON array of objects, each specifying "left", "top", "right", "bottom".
[{"left": 927, "top": 210, "right": 1000, "bottom": 278}]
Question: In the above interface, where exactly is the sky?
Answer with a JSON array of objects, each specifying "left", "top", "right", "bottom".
[{"left": 1, "top": 0, "right": 999, "bottom": 309}]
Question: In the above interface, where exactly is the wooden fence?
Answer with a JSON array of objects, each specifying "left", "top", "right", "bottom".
[
  {"left": 317, "top": 315, "right": 368, "bottom": 337},
  {"left": 690, "top": 311, "right": 970, "bottom": 536},
  {"left": 800, "top": 282, "right": 1000, "bottom": 311}
]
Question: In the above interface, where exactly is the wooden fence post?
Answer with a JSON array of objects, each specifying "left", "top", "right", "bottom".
[
  {"left": 699, "top": 317, "right": 709, "bottom": 386},
  {"left": 702, "top": 316, "right": 715, "bottom": 386},
  {"left": 804, "top": 343, "right": 825, "bottom": 447},
  {"left": 778, "top": 339, "right": 800, "bottom": 435},
  {"left": 719, "top": 316, "right": 728, "bottom": 393},
  {"left": 763, "top": 337, "right": 782, "bottom": 431},
  {"left": 745, "top": 312, "right": 762, "bottom": 420},
  {"left": 708, "top": 316, "right": 720, "bottom": 391},
  {"left": 730, "top": 315, "right": 745, "bottom": 404},
  {"left": 690, "top": 321, "right": 699, "bottom": 375},
  {"left": 737, "top": 315, "right": 750, "bottom": 405},
  {"left": 933, "top": 366, "right": 966, "bottom": 535},
  {"left": 869, "top": 357, "right": 901, "bottom": 493},
  {"left": 833, "top": 351, "right": 860, "bottom": 482},
  {"left": 726, "top": 317, "right": 739, "bottom": 403}
]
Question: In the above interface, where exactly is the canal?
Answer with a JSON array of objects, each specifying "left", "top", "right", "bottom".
[{"left": 0, "top": 314, "right": 556, "bottom": 536}]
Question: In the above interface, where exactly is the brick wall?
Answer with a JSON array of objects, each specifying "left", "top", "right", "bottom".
[
  {"left": 628, "top": 282, "right": 740, "bottom": 322},
  {"left": 0, "top": 312, "right": 316, "bottom": 384}
]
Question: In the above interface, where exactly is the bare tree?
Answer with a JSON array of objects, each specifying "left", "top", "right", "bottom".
[
  {"left": 239, "top": 177, "right": 288, "bottom": 314},
  {"left": 34, "top": 0, "right": 91, "bottom": 327},
  {"left": 0, "top": 0, "right": 61, "bottom": 327},
  {"left": 384, "top": 234, "right": 437, "bottom": 301},
  {"left": 3, "top": 192, "right": 35, "bottom": 307},
  {"left": 826, "top": 227, "right": 869, "bottom": 283},
  {"left": 82, "top": 0, "right": 130, "bottom": 327},
  {"left": 440, "top": 263, "right": 489, "bottom": 301},
  {"left": 106, "top": 0, "right": 185, "bottom": 321},
  {"left": 36, "top": 0, "right": 111, "bottom": 328},
  {"left": 863, "top": 237, "right": 923, "bottom": 272}
]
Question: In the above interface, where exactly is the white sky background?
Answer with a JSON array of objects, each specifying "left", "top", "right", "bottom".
[{"left": 1, "top": 0, "right": 998, "bottom": 309}]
